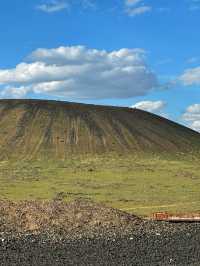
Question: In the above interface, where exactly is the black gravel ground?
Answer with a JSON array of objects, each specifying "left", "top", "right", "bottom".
[{"left": 0, "top": 222, "right": 200, "bottom": 266}]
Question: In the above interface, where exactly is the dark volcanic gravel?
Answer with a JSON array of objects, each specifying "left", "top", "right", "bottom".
[
  {"left": 0, "top": 222, "right": 200, "bottom": 266},
  {"left": 0, "top": 200, "right": 199, "bottom": 265}
]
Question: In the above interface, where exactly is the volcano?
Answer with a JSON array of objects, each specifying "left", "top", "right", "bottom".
[{"left": 0, "top": 99, "right": 199, "bottom": 159}]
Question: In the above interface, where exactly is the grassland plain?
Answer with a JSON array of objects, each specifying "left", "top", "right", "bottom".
[{"left": 0, "top": 153, "right": 200, "bottom": 217}]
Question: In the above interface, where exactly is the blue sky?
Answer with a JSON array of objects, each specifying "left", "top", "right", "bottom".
[{"left": 0, "top": 0, "right": 200, "bottom": 131}]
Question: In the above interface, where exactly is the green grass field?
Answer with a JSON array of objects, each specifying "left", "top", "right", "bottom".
[{"left": 0, "top": 153, "right": 200, "bottom": 217}]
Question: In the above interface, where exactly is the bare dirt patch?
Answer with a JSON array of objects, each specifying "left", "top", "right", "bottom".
[{"left": 0, "top": 199, "right": 141, "bottom": 235}]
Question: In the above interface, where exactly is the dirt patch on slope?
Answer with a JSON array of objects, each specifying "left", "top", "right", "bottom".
[{"left": 0, "top": 199, "right": 141, "bottom": 235}]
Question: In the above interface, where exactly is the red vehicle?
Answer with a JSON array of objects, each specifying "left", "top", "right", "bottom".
[{"left": 152, "top": 212, "right": 200, "bottom": 222}]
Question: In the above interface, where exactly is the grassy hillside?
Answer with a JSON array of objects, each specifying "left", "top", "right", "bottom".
[
  {"left": 0, "top": 99, "right": 200, "bottom": 159},
  {"left": 0, "top": 99, "right": 200, "bottom": 216}
]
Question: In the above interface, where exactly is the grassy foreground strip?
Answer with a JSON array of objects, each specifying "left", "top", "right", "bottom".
[
  {"left": 121, "top": 201, "right": 200, "bottom": 214},
  {"left": 0, "top": 153, "right": 200, "bottom": 216}
]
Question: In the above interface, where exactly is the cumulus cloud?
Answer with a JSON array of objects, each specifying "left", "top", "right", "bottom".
[
  {"left": 0, "top": 86, "right": 29, "bottom": 99},
  {"left": 131, "top": 100, "right": 166, "bottom": 113},
  {"left": 124, "top": 0, "right": 152, "bottom": 16},
  {"left": 179, "top": 66, "right": 200, "bottom": 86},
  {"left": 0, "top": 45, "right": 158, "bottom": 100},
  {"left": 191, "top": 121, "right": 200, "bottom": 131},
  {"left": 37, "top": 1, "right": 69, "bottom": 13},
  {"left": 182, "top": 104, "right": 200, "bottom": 132}
]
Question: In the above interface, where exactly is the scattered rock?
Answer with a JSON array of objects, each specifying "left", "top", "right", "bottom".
[{"left": 0, "top": 199, "right": 141, "bottom": 235}]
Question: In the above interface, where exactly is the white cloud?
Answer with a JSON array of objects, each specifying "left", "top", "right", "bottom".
[
  {"left": 191, "top": 121, "right": 200, "bottom": 131},
  {"left": 0, "top": 45, "right": 158, "bottom": 100},
  {"left": 37, "top": 1, "right": 69, "bottom": 13},
  {"left": 131, "top": 100, "right": 166, "bottom": 113},
  {"left": 0, "top": 86, "right": 29, "bottom": 99},
  {"left": 36, "top": 0, "right": 95, "bottom": 13},
  {"left": 126, "top": 5, "right": 152, "bottom": 16},
  {"left": 186, "top": 104, "right": 200, "bottom": 114},
  {"left": 124, "top": 0, "right": 152, "bottom": 17},
  {"left": 182, "top": 104, "right": 200, "bottom": 132},
  {"left": 179, "top": 66, "right": 200, "bottom": 86}
]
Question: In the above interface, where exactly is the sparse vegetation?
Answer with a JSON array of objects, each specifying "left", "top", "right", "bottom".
[{"left": 1, "top": 99, "right": 200, "bottom": 160}]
